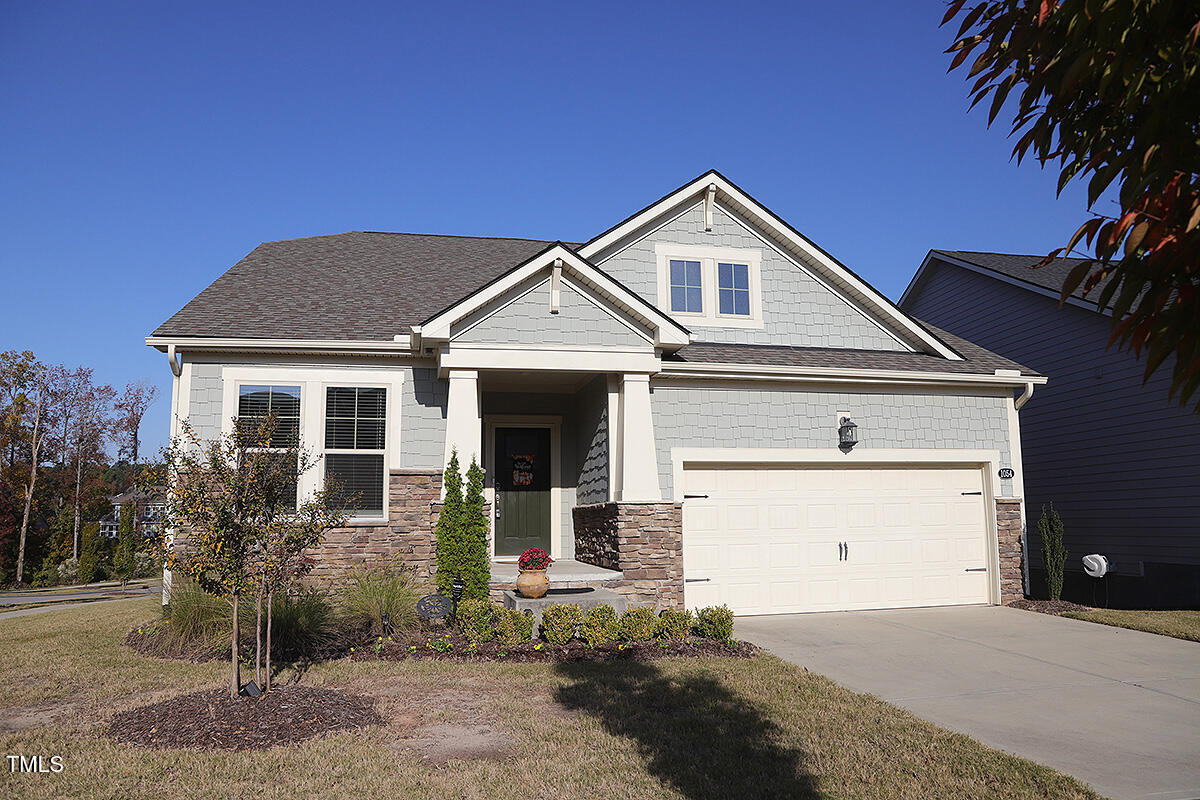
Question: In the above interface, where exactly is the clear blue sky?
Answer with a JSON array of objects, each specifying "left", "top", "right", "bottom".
[{"left": 1, "top": 1, "right": 1097, "bottom": 457}]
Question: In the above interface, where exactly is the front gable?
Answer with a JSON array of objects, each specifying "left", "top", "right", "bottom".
[{"left": 578, "top": 171, "right": 961, "bottom": 360}]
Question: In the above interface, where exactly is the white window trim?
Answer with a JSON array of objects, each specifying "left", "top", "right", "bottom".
[
  {"left": 654, "top": 242, "right": 764, "bottom": 329},
  {"left": 220, "top": 366, "right": 404, "bottom": 524}
]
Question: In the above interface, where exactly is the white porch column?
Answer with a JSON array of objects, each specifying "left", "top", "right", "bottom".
[
  {"left": 443, "top": 369, "right": 481, "bottom": 476},
  {"left": 618, "top": 373, "right": 661, "bottom": 501}
]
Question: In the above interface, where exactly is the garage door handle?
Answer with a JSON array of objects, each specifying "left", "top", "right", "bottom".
[
  {"left": 964, "top": 567, "right": 987, "bottom": 572},
  {"left": 685, "top": 578, "right": 711, "bottom": 583},
  {"left": 683, "top": 494, "right": 709, "bottom": 499},
  {"left": 961, "top": 491, "right": 982, "bottom": 495}
]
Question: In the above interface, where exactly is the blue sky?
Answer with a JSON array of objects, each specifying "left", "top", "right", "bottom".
[{"left": 0, "top": 1, "right": 1097, "bottom": 457}]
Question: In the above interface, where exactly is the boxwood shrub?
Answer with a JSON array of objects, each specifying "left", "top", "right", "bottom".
[
  {"left": 541, "top": 603, "right": 583, "bottom": 645},
  {"left": 656, "top": 608, "right": 693, "bottom": 641},
  {"left": 695, "top": 604, "right": 735, "bottom": 640},
  {"left": 495, "top": 606, "right": 535, "bottom": 646},
  {"left": 580, "top": 604, "right": 620, "bottom": 648},
  {"left": 457, "top": 598, "right": 498, "bottom": 644},
  {"left": 618, "top": 606, "right": 658, "bottom": 641}
]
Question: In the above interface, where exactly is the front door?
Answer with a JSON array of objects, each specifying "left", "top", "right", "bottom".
[{"left": 494, "top": 427, "right": 552, "bottom": 556}]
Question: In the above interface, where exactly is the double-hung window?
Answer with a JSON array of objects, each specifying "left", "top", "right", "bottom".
[
  {"left": 237, "top": 384, "right": 301, "bottom": 511},
  {"left": 717, "top": 262, "right": 751, "bottom": 317},
  {"left": 668, "top": 259, "right": 703, "bottom": 314},
  {"left": 324, "top": 387, "right": 386, "bottom": 517}
]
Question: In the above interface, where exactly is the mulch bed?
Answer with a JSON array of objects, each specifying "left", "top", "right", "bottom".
[
  {"left": 353, "top": 630, "right": 759, "bottom": 663},
  {"left": 1008, "top": 598, "right": 1095, "bottom": 616},
  {"left": 109, "top": 686, "right": 385, "bottom": 750}
]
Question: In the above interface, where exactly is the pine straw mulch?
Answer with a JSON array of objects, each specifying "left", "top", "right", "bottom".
[
  {"left": 108, "top": 686, "right": 385, "bottom": 751},
  {"left": 1008, "top": 597, "right": 1094, "bottom": 616},
  {"left": 352, "top": 630, "right": 759, "bottom": 664}
]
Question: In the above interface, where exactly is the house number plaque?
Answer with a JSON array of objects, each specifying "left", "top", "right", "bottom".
[{"left": 998, "top": 468, "right": 1015, "bottom": 480}]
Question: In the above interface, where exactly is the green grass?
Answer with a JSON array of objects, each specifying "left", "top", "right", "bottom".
[
  {"left": 0, "top": 600, "right": 1103, "bottom": 800},
  {"left": 1062, "top": 608, "right": 1200, "bottom": 642}
]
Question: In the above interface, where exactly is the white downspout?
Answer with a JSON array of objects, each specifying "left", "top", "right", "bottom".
[
  {"left": 166, "top": 343, "right": 182, "bottom": 377},
  {"left": 1015, "top": 380, "right": 1035, "bottom": 410}
]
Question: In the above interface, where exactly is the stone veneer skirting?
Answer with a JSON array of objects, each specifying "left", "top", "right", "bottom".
[
  {"left": 572, "top": 502, "right": 684, "bottom": 609},
  {"left": 996, "top": 498, "right": 1025, "bottom": 604}
]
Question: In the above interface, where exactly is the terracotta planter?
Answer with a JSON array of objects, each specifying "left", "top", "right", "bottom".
[{"left": 516, "top": 569, "right": 549, "bottom": 599}]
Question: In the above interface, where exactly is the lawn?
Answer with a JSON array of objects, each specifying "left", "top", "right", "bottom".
[
  {"left": 0, "top": 599, "right": 1102, "bottom": 800},
  {"left": 1062, "top": 608, "right": 1200, "bottom": 642}
]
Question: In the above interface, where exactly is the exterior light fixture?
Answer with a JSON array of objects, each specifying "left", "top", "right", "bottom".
[
  {"left": 380, "top": 612, "right": 394, "bottom": 637},
  {"left": 838, "top": 417, "right": 858, "bottom": 452}
]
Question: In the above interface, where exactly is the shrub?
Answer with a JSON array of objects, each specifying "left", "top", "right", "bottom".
[
  {"left": 133, "top": 551, "right": 158, "bottom": 578},
  {"left": 495, "top": 606, "right": 535, "bottom": 646},
  {"left": 460, "top": 458, "right": 491, "bottom": 600},
  {"left": 77, "top": 523, "right": 101, "bottom": 584},
  {"left": 541, "top": 603, "right": 582, "bottom": 645},
  {"left": 656, "top": 608, "right": 693, "bottom": 641},
  {"left": 56, "top": 557, "right": 80, "bottom": 584},
  {"left": 580, "top": 604, "right": 620, "bottom": 648},
  {"left": 113, "top": 502, "right": 136, "bottom": 586},
  {"left": 160, "top": 579, "right": 233, "bottom": 651},
  {"left": 458, "top": 598, "right": 498, "bottom": 644},
  {"left": 618, "top": 606, "right": 658, "bottom": 642},
  {"left": 267, "top": 590, "right": 340, "bottom": 660},
  {"left": 338, "top": 558, "right": 424, "bottom": 637},
  {"left": 434, "top": 451, "right": 464, "bottom": 596},
  {"left": 695, "top": 605, "right": 735, "bottom": 640},
  {"left": 1039, "top": 502, "right": 1068, "bottom": 601}
]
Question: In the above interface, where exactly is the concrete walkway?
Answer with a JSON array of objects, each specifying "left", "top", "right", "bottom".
[{"left": 737, "top": 605, "right": 1200, "bottom": 800}]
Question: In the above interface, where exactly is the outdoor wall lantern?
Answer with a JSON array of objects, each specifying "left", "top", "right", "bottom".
[{"left": 838, "top": 417, "right": 859, "bottom": 453}]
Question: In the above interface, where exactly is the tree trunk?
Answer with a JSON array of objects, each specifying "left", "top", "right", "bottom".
[
  {"left": 72, "top": 448, "right": 83, "bottom": 560},
  {"left": 265, "top": 590, "right": 273, "bottom": 692},
  {"left": 16, "top": 388, "right": 43, "bottom": 585},
  {"left": 230, "top": 593, "right": 241, "bottom": 698},
  {"left": 255, "top": 581, "right": 264, "bottom": 686}
]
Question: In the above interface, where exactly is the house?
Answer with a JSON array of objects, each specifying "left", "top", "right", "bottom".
[
  {"left": 99, "top": 487, "right": 167, "bottom": 539},
  {"left": 901, "top": 250, "right": 1200, "bottom": 609},
  {"left": 147, "top": 171, "right": 1045, "bottom": 615}
]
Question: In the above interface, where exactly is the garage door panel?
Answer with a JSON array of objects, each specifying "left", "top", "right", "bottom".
[{"left": 683, "top": 465, "right": 992, "bottom": 614}]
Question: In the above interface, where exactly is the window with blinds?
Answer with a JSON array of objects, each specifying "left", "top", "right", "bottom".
[
  {"left": 324, "top": 387, "right": 386, "bottom": 516},
  {"left": 236, "top": 384, "right": 301, "bottom": 511}
]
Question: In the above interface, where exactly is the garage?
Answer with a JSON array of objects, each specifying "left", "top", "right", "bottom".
[{"left": 682, "top": 464, "right": 993, "bottom": 615}]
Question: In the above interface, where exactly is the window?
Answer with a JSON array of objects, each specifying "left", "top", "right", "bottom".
[
  {"left": 669, "top": 259, "right": 703, "bottom": 313},
  {"left": 324, "top": 387, "right": 386, "bottom": 516},
  {"left": 237, "top": 384, "right": 300, "bottom": 510},
  {"left": 718, "top": 262, "right": 751, "bottom": 316}
]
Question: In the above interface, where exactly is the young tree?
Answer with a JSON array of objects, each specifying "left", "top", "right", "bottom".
[
  {"left": 78, "top": 522, "right": 101, "bottom": 584},
  {"left": 114, "top": 381, "right": 158, "bottom": 465},
  {"left": 434, "top": 450, "right": 464, "bottom": 595},
  {"left": 155, "top": 416, "right": 329, "bottom": 697},
  {"left": 1038, "top": 502, "right": 1068, "bottom": 601},
  {"left": 113, "top": 501, "right": 136, "bottom": 590},
  {"left": 461, "top": 457, "right": 491, "bottom": 600},
  {"left": 944, "top": 1, "right": 1200, "bottom": 408}
]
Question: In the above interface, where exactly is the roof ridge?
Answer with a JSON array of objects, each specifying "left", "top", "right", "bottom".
[{"left": 940, "top": 248, "right": 1093, "bottom": 262}]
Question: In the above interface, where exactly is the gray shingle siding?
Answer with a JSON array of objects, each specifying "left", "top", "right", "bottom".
[
  {"left": 575, "top": 376, "right": 609, "bottom": 505},
  {"left": 650, "top": 381, "right": 1014, "bottom": 500},
  {"left": 594, "top": 201, "right": 911, "bottom": 351},
  {"left": 903, "top": 257, "right": 1200, "bottom": 571},
  {"left": 452, "top": 277, "right": 652, "bottom": 348}
]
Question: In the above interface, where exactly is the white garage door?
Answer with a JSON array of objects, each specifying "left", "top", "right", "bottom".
[{"left": 682, "top": 465, "right": 992, "bottom": 615}]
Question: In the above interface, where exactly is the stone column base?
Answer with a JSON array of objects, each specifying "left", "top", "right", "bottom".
[
  {"left": 996, "top": 498, "right": 1025, "bottom": 604},
  {"left": 573, "top": 502, "right": 683, "bottom": 609}
]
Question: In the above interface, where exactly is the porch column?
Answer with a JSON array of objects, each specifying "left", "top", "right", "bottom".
[
  {"left": 618, "top": 373, "right": 661, "bottom": 501},
  {"left": 444, "top": 369, "right": 481, "bottom": 475}
]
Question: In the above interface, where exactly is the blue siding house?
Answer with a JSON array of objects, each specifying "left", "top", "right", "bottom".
[{"left": 902, "top": 250, "right": 1200, "bottom": 609}]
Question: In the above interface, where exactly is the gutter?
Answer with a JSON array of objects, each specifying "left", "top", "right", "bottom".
[
  {"left": 146, "top": 335, "right": 416, "bottom": 356},
  {"left": 1015, "top": 380, "right": 1036, "bottom": 410},
  {"left": 657, "top": 361, "right": 1047, "bottom": 390}
]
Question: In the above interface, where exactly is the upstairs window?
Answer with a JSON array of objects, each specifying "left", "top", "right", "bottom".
[
  {"left": 669, "top": 259, "right": 703, "bottom": 313},
  {"left": 718, "top": 262, "right": 751, "bottom": 316},
  {"left": 324, "top": 386, "right": 386, "bottom": 517}
]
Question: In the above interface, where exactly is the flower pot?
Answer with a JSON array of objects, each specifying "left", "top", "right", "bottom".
[{"left": 516, "top": 569, "right": 549, "bottom": 599}]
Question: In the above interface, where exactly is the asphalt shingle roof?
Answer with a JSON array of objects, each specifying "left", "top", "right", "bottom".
[
  {"left": 933, "top": 250, "right": 1110, "bottom": 305},
  {"left": 152, "top": 232, "right": 561, "bottom": 340}
]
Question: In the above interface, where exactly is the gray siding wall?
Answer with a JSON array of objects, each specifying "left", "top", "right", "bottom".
[
  {"left": 650, "top": 381, "right": 1013, "bottom": 500},
  {"left": 183, "top": 356, "right": 447, "bottom": 469},
  {"left": 903, "top": 259, "right": 1200, "bottom": 569},
  {"left": 595, "top": 200, "right": 911, "bottom": 351},
  {"left": 575, "top": 376, "right": 609, "bottom": 505},
  {"left": 452, "top": 276, "right": 652, "bottom": 348}
]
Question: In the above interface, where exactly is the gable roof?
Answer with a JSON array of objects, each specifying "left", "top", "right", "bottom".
[
  {"left": 152, "top": 232, "right": 563, "bottom": 341},
  {"left": 577, "top": 170, "right": 964, "bottom": 361},
  {"left": 907, "top": 250, "right": 1112, "bottom": 313}
]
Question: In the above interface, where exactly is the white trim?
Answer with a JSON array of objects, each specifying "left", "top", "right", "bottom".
[
  {"left": 657, "top": 360, "right": 1047, "bottom": 388},
  {"left": 654, "top": 243, "right": 764, "bottom": 329},
  {"left": 219, "top": 366, "right": 405, "bottom": 523},
  {"left": 670, "top": 446, "right": 1004, "bottom": 605},
  {"left": 440, "top": 345, "right": 661, "bottom": 375},
  {"left": 901, "top": 251, "right": 1111, "bottom": 316},
  {"left": 576, "top": 172, "right": 960, "bottom": 360},
  {"left": 418, "top": 244, "right": 691, "bottom": 347},
  {"left": 617, "top": 373, "right": 661, "bottom": 501},
  {"left": 148, "top": 336, "right": 415, "bottom": 354},
  {"left": 606, "top": 375, "right": 622, "bottom": 502},
  {"left": 484, "top": 415, "right": 564, "bottom": 560}
]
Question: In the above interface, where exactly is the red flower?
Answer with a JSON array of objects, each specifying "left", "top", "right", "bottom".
[{"left": 518, "top": 547, "right": 552, "bottom": 571}]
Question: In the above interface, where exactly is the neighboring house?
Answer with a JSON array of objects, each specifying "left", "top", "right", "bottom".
[
  {"left": 148, "top": 171, "right": 1045, "bottom": 615},
  {"left": 901, "top": 250, "right": 1200, "bottom": 609},
  {"left": 99, "top": 487, "right": 167, "bottom": 540}
]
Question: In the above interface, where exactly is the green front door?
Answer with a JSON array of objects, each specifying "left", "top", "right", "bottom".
[{"left": 494, "top": 427, "right": 552, "bottom": 557}]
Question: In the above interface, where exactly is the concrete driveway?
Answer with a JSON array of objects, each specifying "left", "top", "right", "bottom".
[{"left": 737, "top": 606, "right": 1200, "bottom": 800}]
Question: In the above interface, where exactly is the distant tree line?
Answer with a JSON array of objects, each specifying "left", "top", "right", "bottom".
[{"left": 0, "top": 348, "right": 160, "bottom": 586}]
